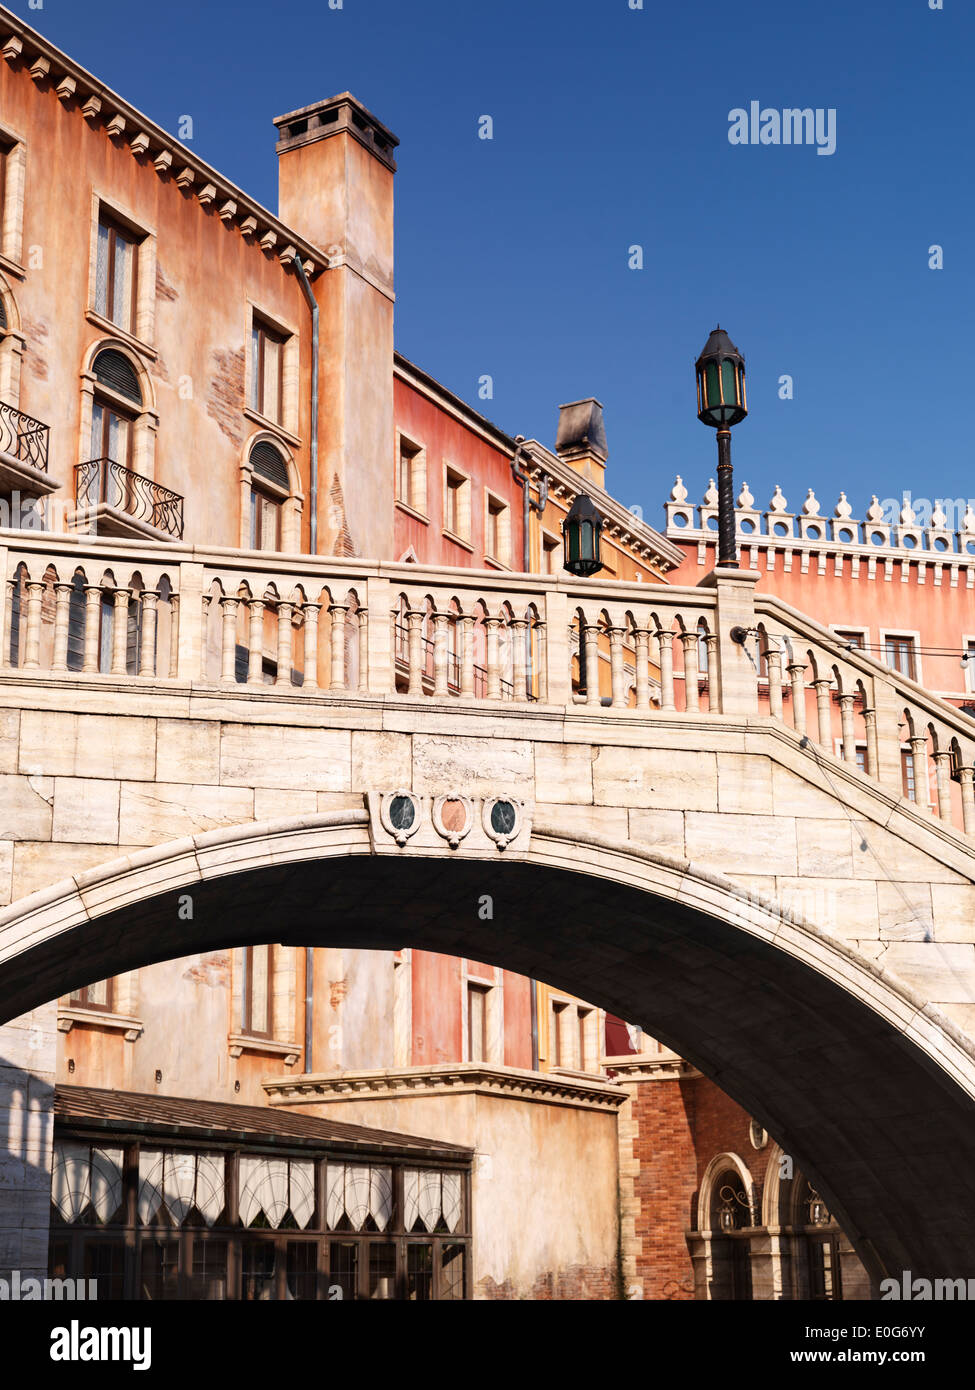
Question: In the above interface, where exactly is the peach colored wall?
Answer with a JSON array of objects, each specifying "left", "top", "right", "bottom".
[{"left": 0, "top": 58, "right": 315, "bottom": 550}]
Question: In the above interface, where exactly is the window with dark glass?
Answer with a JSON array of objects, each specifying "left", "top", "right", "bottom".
[
  {"left": 249, "top": 440, "right": 288, "bottom": 553},
  {"left": 884, "top": 634, "right": 917, "bottom": 681},
  {"left": 250, "top": 317, "right": 286, "bottom": 424},
  {"left": 95, "top": 213, "right": 140, "bottom": 336},
  {"left": 70, "top": 978, "right": 115, "bottom": 1013}
]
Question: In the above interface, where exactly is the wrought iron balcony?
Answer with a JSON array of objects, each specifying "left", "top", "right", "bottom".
[
  {"left": 0, "top": 400, "right": 52, "bottom": 494},
  {"left": 75, "top": 458, "right": 184, "bottom": 541}
]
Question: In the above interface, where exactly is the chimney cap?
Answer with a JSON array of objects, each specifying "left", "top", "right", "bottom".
[
  {"left": 556, "top": 398, "right": 608, "bottom": 463},
  {"left": 274, "top": 93, "right": 399, "bottom": 171}
]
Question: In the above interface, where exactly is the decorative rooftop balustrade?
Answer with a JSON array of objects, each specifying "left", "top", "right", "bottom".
[{"left": 665, "top": 477, "right": 975, "bottom": 574}]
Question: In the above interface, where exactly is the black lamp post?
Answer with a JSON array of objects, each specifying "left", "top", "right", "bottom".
[
  {"left": 695, "top": 326, "right": 747, "bottom": 567},
  {"left": 562, "top": 493, "right": 604, "bottom": 577}
]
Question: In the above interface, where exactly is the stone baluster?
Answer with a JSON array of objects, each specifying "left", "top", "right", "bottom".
[
  {"left": 83, "top": 585, "right": 102, "bottom": 674},
  {"left": 403, "top": 608, "right": 422, "bottom": 695},
  {"left": 23, "top": 581, "right": 46, "bottom": 670},
  {"left": 329, "top": 603, "right": 349, "bottom": 693},
  {"left": 787, "top": 661, "right": 807, "bottom": 736},
  {"left": 168, "top": 594, "right": 180, "bottom": 679},
  {"left": 909, "top": 734, "right": 929, "bottom": 807},
  {"left": 247, "top": 598, "right": 265, "bottom": 686},
  {"left": 511, "top": 617, "right": 528, "bottom": 702},
  {"left": 705, "top": 632, "right": 721, "bottom": 712},
  {"left": 139, "top": 592, "right": 158, "bottom": 677},
  {"left": 302, "top": 603, "right": 321, "bottom": 692},
  {"left": 933, "top": 749, "right": 953, "bottom": 824},
  {"left": 862, "top": 706, "right": 879, "bottom": 780},
  {"left": 357, "top": 608, "right": 369, "bottom": 694},
  {"left": 813, "top": 678, "right": 833, "bottom": 750},
  {"left": 681, "top": 630, "right": 700, "bottom": 714},
  {"left": 108, "top": 590, "right": 130, "bottom": 676},
  {"left": 655, "top": 627, "right": 675, "bottom": 711},
  {"left": 52, "top": 582, "right": 72, "bottom": 672},
  {"left": 485, "top": 616, "right": 502, "bottom": 700},
  {"left": 838, "top": 693, "right": 857, "bottom": 764},
  {"left": 765, "top": 645, "right": 783, "bottom": 720},
  {"left": 432, "top": 612, "right": 450, "bottom": 698},
  {"left": 534, "top": 619, "right": 548, "bottom": 703},
  {"left": 634, "top": 629, "right": 651, "bottom": 710},
  {"left": 958, "top": 765, "right": 975, "bottom": 835},
  {"left": 220, "top": 597, "right": 239, "bottom": 682},
  {"left": 583, "top": 622, "right": 601, "bottom": 707},
  {"left": 460, "top": 614, "right": 476, "bottom": 698},
  {"left": 275, "top": 601, "right": 294, "bottom": 687},
  {"left": 607, "top": 627, "right": 626, "bottom": 709}
]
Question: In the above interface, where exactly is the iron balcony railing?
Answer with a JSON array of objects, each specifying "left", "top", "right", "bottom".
[
  {"left": 0, "top": 400, "right": 50, "bottom": 473},
  {"left": 75, "top": 458, "right": 184, "bottom": 540}
]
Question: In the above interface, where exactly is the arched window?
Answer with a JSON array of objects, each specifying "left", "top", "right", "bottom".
[
  {"left": 90, "top": 349, "right": 141, "bottom": 468},
  {"left": 249, "top": 440, "right": 289, "bottom": 552}
]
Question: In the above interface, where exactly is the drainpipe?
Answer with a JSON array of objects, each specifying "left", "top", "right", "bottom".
[
  {"left": 509, "top": 437, "right": 548, "bottom": 1071},
  {"left": 294, "top": 255, "right": 319, "bottom": 1071},
  {"left": 293, "top": 254, "right": 319, "bottom": 555}
]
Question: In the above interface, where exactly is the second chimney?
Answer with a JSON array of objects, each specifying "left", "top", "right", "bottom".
[{"left": 555, "top": 398, "right": 608, "bottom": 489}]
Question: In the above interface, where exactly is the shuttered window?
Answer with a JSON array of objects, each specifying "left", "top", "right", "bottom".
[
  {"left": 249, "top": 441, "right": 288, "bottom": 553},
  {"left": 250, "top": 319, "right": 286, "bottom": 423},
  {"left": 93, "top": 349, "right": 142, "bottom": 405}
]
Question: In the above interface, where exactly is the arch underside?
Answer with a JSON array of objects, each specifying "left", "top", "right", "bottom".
[{"left": 2, "top": 830, "right": 975, "bottom": 1285}]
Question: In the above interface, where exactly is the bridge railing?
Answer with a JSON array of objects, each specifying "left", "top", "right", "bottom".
[{"left": 1, "top": 535, "right": 974, "bottom": 837}]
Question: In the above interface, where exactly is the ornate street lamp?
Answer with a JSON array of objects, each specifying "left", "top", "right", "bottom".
[
  {"left": 562, "top": 493, "right": 604, "bottom": 577},
  {"left": 695, "top": 325, "right": 747, "bottom": 567}
]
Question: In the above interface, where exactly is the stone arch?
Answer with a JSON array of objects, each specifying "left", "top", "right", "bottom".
[
  {"left": 3, "top": 816, "right": 975, "bottom": 1283},
  {"left": 697, "top": 1151, "right": 757, "bottom": 1234}
]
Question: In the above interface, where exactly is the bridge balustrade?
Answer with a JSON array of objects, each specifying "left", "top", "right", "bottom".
[{"left": 1, "top": 534, "right": 974, "bottom": 838}]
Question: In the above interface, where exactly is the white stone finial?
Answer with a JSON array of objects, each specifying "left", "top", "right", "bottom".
[
  {"left": 737, "top": 481, "right": 754, "bottom": 510},
  {"left": 834, "top": 492, "right": 853, "bottom": 520},
  {"left": 802, "top": 488, "right": 820, "bottom": 516},
  {"left": 866, "top": 495, "right": 884, "bottom": 523},
  {"left": 670, "top": 475, "right": 688, "bottom": 503},
  {"left": 900, "top": 495, "right": 916, "bottom": 527},
  {"left": 963, "top": 504, "right": 975, "bottom": 535},
  {"left": 703, "top": 478, "right": 718, "bottom": 507},
  {"left": 768, "top": 485, "right": 788, "bottom": 513},
  {"left": 931, "top": 499, "right": 947, "bottom": 530}
]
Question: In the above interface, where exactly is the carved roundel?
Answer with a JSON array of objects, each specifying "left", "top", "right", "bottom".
[
  {"left": 482, "top": 797, "right": 524, "bottom": 851},
  {"left": 431, "top": 794, "right": 474, "bottom": 849},
  {"left": 379, "top": 789, "right": 422, "bottom": 847}
]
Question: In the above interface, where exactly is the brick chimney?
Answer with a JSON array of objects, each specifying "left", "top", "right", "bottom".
[
  {"left": 274, "top": 95, "right": 399, "bottom": 560},
  {"left": 555, "top": 398, "right": 608, "bottom": 489}
]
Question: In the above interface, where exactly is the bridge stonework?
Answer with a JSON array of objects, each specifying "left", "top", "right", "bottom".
[{"left": 2, "top": 540, "right": 975, "bottom": 1284}]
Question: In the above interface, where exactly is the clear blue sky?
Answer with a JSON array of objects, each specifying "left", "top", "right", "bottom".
[{"left": 14, "top": 0, "right": 974, "bottom": 528}]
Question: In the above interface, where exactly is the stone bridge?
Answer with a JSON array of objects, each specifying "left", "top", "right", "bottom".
[{"left": 2, "top": 531, "right": 975, "bottom": 1286}]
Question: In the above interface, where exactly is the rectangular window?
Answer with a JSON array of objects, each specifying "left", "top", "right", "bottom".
[
  {"left": 95, "top": 213, "right": 140, "bottom": 335},
  {"left": 396, "top": 436, "right": 424, "bottom": 513},
  {"left": 241, "top": 1241, "right": 274, "bottom": 1301},
  {"left": 242, "top": 945, "right": 273, "bottom": 1037},
  {"left": 551, "top": 1002, "right": 567, "bottom": 1067},
  {"left": 407, "top": 1243, "right": 433, "bottom": 1301},
  {"left": 486, "top": 496, "right": 510, "bottom": 565},
  {"left": 467, "top": 983, "right": 488, "bottom": 1063},
  {"left": 835, "top": 629, "right": 866, "bottom": 651},
  {"left": 369, "top": 1242, "right": 396, "bottom": 1299},
  {"left": 855, "top": 746, "right": 867, "bottom": 774},
  {"left": 139, "top": 1239, "right": 179, "bottom": 1301},
  {"left": 70, "top": 978, "right": 114, "bottom": 1012},
  {"left": 578, "top": 1008, "right": 590, "bottom": 1071},
  {"left": 542, "top": 532, "right": 560, "bottom": 574},
  {"left": 901, "top": 747, "right": 916, "bottom": 801},
  {"left": 885, "top": 634, "right": 917, "bottom": 682},
  {"left": 250, "top": 318, "right": 286, "bottom": 424},
  {"left": 440, "top": 1243, "right": 465, "bottom": 1300},
  {"left": 966, "top": 640, "right": 975, "bottom": 693},
  {"left": 444, "top": 468, "right": 470, "bottom": 541},
  {"left": 250, "top": 489, "right": 281, "bottom": 552},
  {"left": 329, "top": 1241, "right": 358, "bottom": 1302}
]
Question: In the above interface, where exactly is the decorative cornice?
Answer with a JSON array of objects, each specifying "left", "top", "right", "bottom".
[
  {"left": 263, "top": 1062, "right": 628, "bottom": 1113},
  {"left": 603, "top": 1051, "right": 701, "bottom": 1082},
  {"left": 0, "top": 5, "right": 324, "bottom": 276}
]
